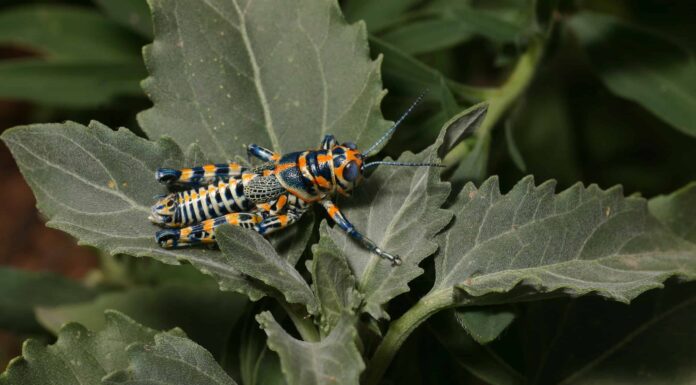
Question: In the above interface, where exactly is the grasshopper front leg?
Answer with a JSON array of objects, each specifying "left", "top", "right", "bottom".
[
  {"left": 321, "top": 200, "right": 402, "bottom": 266},
  {"left": 247, "top": 144, "right": 280, "bottom": 163}
]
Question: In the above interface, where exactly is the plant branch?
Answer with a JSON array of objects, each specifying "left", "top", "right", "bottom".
[
  {"left": 277, "top": 299, "right": 320, "bottom": 342},
  {"left": 364, "top": 288, "right": 454, "bottom": 385},
  {"left": 443, "top": 37, "right": 544, "bottom": 168}
]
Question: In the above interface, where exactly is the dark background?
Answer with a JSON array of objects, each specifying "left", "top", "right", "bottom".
[{"left": 1, "top": 0, "right": 695, "bottom": 371}]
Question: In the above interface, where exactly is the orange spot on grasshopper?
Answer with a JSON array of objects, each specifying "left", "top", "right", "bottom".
[{"left": 226, "top": 213, "right": 239, "bottom": 225}]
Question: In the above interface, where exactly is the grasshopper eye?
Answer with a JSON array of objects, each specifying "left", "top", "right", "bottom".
[
  {"left": 343, "top": 142, "right": 357, "bottom": 150},
  {"left": 344, "top": 161, "right": 359, "bottom": 181}
]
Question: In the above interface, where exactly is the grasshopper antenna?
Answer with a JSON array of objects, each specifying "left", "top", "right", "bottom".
[
  {"left": 362, "top": 91, "right": 427, "bottom": 157},
  {"left": 363, "top": 161, "right": 444, "bottom": 170}
]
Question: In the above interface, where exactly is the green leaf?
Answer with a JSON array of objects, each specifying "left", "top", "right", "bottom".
[
  {"left": 139, "top": 0, "right": 390, "bottom": 161},
  {"left": 216, "top": 226, "right": 318, "bottom": 313},
  {"left": 504, "top": 119, "right": 527, "bottom": 172},
  {"left": 323, "top": 131, "right": 452, "bottom": 319},
  {"left": 93, "top": 0, "right": 153, "bottom": 39},
  {"left": 507, "top": 75, "right": 581, "bottom": 187},
  {"left": 311, "top": 223, "right": 361, "bottom": 334},
  {"left": 0, "top": 5, "right": 145, "bottom": 107},
  {"left": 424, "top": 0, "right": 536, "bottom": 42},
  {"left": 429, "top": 311, "right": 524, "bottom": 385},
  {"left": 239, "top": 312, "right": 287, "bottom": 385},
  {"left": 649, "top": 182, "right": 696, "bottom": 244},
  {"left": 380, "top": 17, "right": 474, "bottom": 55},
  {"left": 0, "top": 268, "right": 97, "bottom": 333},
  {"left": 438, "top": 102, "right": 488, "bottom": 159},
  {"left": 569, "top": 12, "right": 696, "bottom": 137},
  {"left": 429, "top": 176, "right": 696, "bottom": 306},
  {"left": 342, "top": 0, "right": 419, "bottom": 33},
  {"left": 521, "top": 282, "right": 696, "bottom": 385},
  {"left": 1, "top": 121, "right": 264, "bottom": 300},
  {"left": 0, "top": 60, "right": 145, "bottom": 108},
  {"left": 451, "top": 6, "right": 530, "bottom": 43},
  {"left": 0, "top": 5, "right": 142, "bottom": 61},
  {"left": 105, "top": 332, "right": 238, "bottom": 385},
  {"left": 35, "top": 284, "right": 246, "bottom": 358},
  {"left": 257, "top": 311, "right": 364, "bottom": 385},
  {"left": 453, "top": 306, "right": 516, "bottom": 344},
  {"left": 369, "top": 36, "right": 485, "bottom": 103},
  {"left": 0, "top": 311, "right": 159, "bottom": 385}
]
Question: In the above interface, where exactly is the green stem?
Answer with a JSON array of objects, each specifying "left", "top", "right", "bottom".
[
  {"left": 278, "top": 300, "right": 320, "bottom": 342},
  {"left": 443, "top": 37, "right": 544, "bottom": 167},
  {"left": 364, "top": 289, "right": 454, "bottom": 385}
]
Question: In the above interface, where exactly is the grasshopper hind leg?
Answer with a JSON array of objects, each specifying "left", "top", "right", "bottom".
[{"left": 156, "top": 212, "right": 263, "bottom": 248}]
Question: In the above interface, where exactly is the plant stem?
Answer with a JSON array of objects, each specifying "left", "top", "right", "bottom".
[
  {"left": 443, "top": 37, "right": 544, "bottom": 168},
  {"left": 364, "top": 288, "right": 454, "bottom": 385},
  {"left": 278, "top": 300, "right": 320, "bottom": 342}
]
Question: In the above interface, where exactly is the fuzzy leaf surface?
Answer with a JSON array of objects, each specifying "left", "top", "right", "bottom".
[
  {"left": 0, "top": 311, "right": 159, "bottom": 385},
  {"left": 36, "top": 284, "right": 246, "bottom": 358},
  {"left": 431, "top": 176, "right": 696, "bottom": 305},
  {"left": 454, "top": 306, "right": 516, "bottom": 344},
  {"left": 324, "top": 136, "right": 452, "bottom": 319},
  {"left": 105, "top": 333, "right": 238, "bottom": 385},
  {"left": 1, "top": 122, "right": 264, "bottom": 300},
  {"left": 257, "top": 312, "right": 364, "bottom": 385},
  {"left": 140, "top": 0, "right": 390, "bottom": 161},
  {"left": 216, "top": 226, "right": 318, "bottom": 313},
  {"left": 649, "top": 182, "right": 696, "bottom": 244},
  {"left": 311, "top": 222, "right": 360, "bottom": 334}
]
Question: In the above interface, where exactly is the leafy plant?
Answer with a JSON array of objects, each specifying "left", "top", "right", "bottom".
[{"left": 1, "top": 0, "right": 696, "bottom": 384}]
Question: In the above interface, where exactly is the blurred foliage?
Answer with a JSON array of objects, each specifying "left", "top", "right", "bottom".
[
  {"left": 1, "top": 0, "right": 694, "bottom": 196},
  {"left": 0, "top": 0, "right": 694, "bottom": 383}
]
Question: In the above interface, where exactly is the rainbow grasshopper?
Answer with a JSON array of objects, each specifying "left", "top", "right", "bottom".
[{"left": 149, "top": 95, "right": 441, "bottom": 266}]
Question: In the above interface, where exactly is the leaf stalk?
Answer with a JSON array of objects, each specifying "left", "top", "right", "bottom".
[{"left": 364, "top": 288, "right": 454, "bottom": 385}]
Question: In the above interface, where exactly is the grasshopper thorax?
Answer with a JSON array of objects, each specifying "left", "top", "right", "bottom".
[{"left": 273, "top": 143, "right": 365, "bottom": 202}]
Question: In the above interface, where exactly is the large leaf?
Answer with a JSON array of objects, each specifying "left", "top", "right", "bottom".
[
  {"left": 139, "top": 0, "right": 390, "bottom": 161},
  {"left": 430, "top": 176, "right": 696, "bottom": 305},
  {"left": 0, "top": 268, "right": 97, "bottom": 333},
  {"left": 1, "top": 121, "right": 263, "bottom": 300},
  {"left": 649, "top": 182, "right": 696, "bottom": 244},
  {"left": 105, "top": 333, "right": 238, "bottom": 385},
  {"left": 323, "top": 131, "right": 452, "bottom": 319},
  {"left": 257, "top": 311, "right": 364, "bottom": 385},
  {"left": 0, "top": 311, "right": 160, "bottom": 385},
  {"left": 216, "top": 226, "right": 318, "bottom": 313},
  {"left": 569, "top": 12, "right": 696, "bottom": 137},
  {"left": 35, "top": 284, "right": 247, "bottom": 358}
]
